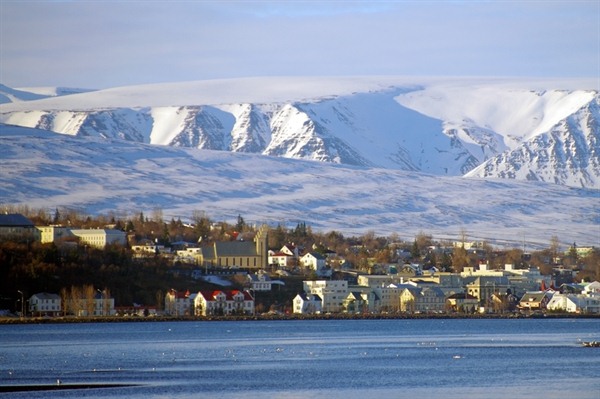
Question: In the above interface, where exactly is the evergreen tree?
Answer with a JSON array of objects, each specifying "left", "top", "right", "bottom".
[
  {"left": 236, "top": 214, "right": 245, "bottom": 231},
  {"left": 53, "top": 208, "right": 61, "bottom": 224}
]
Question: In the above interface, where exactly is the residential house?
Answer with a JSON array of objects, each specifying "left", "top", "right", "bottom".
[
  {"left": 300, "top": 252, "right": 327, "bottom": 273},
  {"left": 248, "top": 271, "right": 275, "bottom": 291},
  {"left": 446, "top": 292, "right": 479, "bottom": 313},
  {"left": 131, "top": 243, "right": 171, "bottom": 257},
  {"left": 29, "top": 292, "right": 61, "bottom": 316},
  {"left": 518, "top": 291, "right": 554, "bottom": 312},
  {"left": 280, "top": 244, "right": 300, "bottom": 258},
  {"left": 582, "top": 281, "right": 600, "bottom": 296},
  {"left": 398, "top": 263, "right": 423, "bottom": 276},
  {"left": 92, "top": 291, "right": 116, "bottom": 316},
  {"left": 547, "top": 293, "right": 600, "bottom": 314},
  {"left": 303, "top": 280, "right": 348, "bottom": 313},
  {"left": 165, "top": 289, "right": 193, "bottom": 316},
  {"left": 194, "top": 290, "right": 254, "bottom": 316},
  {"left": 175, "top": 247, "right": 202, "bottom": 264},
  {"left": 293, "top": 293, "right": 322, "bottom": 314},
  {"left": 65, "top": 291, "right": 116, "bottom": 316},
  {"left": 268, "top": 250, "right": 295, "bottom": 269},
  {"left": 343, "top": 292, "right": 369, "bottom": 314}
]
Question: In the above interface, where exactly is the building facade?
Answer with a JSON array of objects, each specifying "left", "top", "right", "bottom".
[
  {"left": 29, "top": 292, "right": 61, "bottom": 316},
  {"left": 303, "top": 280, "right": 348, "bottom": 313}
]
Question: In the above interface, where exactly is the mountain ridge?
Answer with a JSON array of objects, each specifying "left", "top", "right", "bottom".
[{"left": 2, "top": 77, "right": 598, "bottom": 188}]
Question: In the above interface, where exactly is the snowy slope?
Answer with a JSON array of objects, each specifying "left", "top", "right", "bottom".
[
  {"left": 0, "top": 84, "right": 94, "bottom": 104},
  {"left": 466, "top": 96, "right": 600, "bottom": 187},
  {"left": 0, "top": 77, "right": 598, "bottom": 187},
  {"left": 1, "top": 124, "right": 598, "bottom": 249}
]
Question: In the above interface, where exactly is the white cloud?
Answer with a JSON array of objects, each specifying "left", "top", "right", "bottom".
[{"left": 1, "top": 1, "right": 597, "bottom": 88}]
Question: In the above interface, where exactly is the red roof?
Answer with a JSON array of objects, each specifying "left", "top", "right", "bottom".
[{"left": 198, "top": 290, "right": 254, "bottom": 301}]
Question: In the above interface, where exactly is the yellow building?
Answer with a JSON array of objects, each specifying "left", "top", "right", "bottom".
[{"left": 199, "top": 226, "right": 268, "bottom": 269}]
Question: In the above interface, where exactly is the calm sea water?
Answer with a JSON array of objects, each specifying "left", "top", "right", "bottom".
[{"left": 0, "top": 318, "right": 598, "bottom": 399}]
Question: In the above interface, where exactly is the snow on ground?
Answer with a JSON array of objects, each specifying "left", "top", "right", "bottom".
[
  {"left": 394, "top": 83, "right": 596, "bottom": 146},
  {"left": 1, "top": 124, "right": 598, "bottom": 249},
  {"left": 201, "top": 276, "right": 232, "bottom": 287}
]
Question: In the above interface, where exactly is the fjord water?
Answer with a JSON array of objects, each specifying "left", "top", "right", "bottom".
[{"left": 1, "top": 319, "right": 598, "bottom": 399}]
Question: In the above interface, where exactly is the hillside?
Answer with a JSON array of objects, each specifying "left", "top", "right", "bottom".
[{"left": 1, "top": 123, "right": 597, "bottom": 249}]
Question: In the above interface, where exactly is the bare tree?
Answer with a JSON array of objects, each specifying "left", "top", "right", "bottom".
[
  {"left": 59, "top": 287, "right": 70, "bottom": 316},
  {"left": 102, "top": 288, "right": 111, "bottom": 316},
  {"left": 84, "top": 285, "right": 96, "bottom": 316},
  {"left": 156, "top": 290, "right": 164, "bottom": 312},
  {"left": 70, "top": 285, "right": 83, "bottom": 316}
]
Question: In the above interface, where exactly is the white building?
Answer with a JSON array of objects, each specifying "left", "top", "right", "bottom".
[
  {"left": 131, "top": 244, "right": 171, "bottom": 257},
  {"left": 293, "top": 293, "right": 322, "bottom": 314},
  {"left": 66, "top": 291, "right": 116, "bottom": 316},
  {"left": 194, "top": 290, "right": 254, "bottom": 316},
  {"left": 37, "top": 226, "right": 71, "bottom": 244},
  {"left": 547, "top": 293, "right": 600, "bottom": 314},
  {"left": 582, "top": 281, "right": 600, "bottom": 296},
  {"left": 69, "top": 229, "right": 126, "bottom": 248},
  {"left": 303, "top": 280, "right": 348, "bottom": 313},
  {"left": 248, "top": 271, "right": 276, "bottom": 291},
  {"left": 300, "top": 253, "right": 327, "bottom": 271},
  {"left": 268, "top": 250, "right": 295, "bottom": 269},
  {"left": 164, "top": 289, "right": 193, "bottom": 316},
  {"left": 92, "top": 291, "right": 116, "bottom": 316},
  {"left": 29, "top": 292, "right": 61, "bottom": 316}
]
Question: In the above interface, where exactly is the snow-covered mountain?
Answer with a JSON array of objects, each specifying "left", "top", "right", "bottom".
[
  {"left": 0, "top": 84, "right": 94, "bottom": 104},
  {"left": 1, "top": 77, "right": 598, "bottom": 188},
  {"left": 1, "top": 123, "right": 598, "bottom": 248}
]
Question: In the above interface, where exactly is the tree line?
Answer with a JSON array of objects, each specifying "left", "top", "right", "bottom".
[{"left": 1, "top": 205, "right": 598, "bottom": 313}]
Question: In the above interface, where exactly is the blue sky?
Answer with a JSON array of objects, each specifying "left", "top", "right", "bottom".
[{"left": 1, "top": 1, "right": 598, "bottom": 89}]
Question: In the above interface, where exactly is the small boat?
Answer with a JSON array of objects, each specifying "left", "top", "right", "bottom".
[{"left": 581, "top": 341, "right": 600, "bottom": 347}]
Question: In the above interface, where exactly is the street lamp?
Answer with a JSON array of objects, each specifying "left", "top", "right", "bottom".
[{"left": 17, "top": 290, "right": 24, "bottom": 318}]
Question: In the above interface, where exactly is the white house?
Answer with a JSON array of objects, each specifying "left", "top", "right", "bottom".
[
  {"left": 582, "top": 281, "right": 600, "bottom": 296},
  {"left": 65, "top": 291, "right": 116, "bottom": 316},
  {"left": 92, "top": 291, "right": 116, "bottom": 316},
  {"left": 29, "top": 292, "right": 61, "bottom": 316},
  {"left": 268, "top": 250, "right": 295, "bottom": 269},
  {"left": 248, "top": 271, "right": 275, "bottom": 291},
  {"left": 547, "top": 293, "right": 600, "bottom": 314},
  {"left": 303, "top": 280, "right": 348, "bottom": 313},
  {"left": 194, "top": 290, "right": 254, "bottom": 316},
  {"left": 131, "top": 244, "right": 171, "bottom": 257},
  {"left": 164, "top": 289, "right": 193, "bottom": 316},
  {"left": 300, "top": 252, "right": 327, "bottom": 271},
  {"left": 175, "top": 247, "right": 202, "bottom": 264},
  {"left": 280, "top": 244, "right": 300, "bottom": 258},
  {"left": 293, "top": 293, "right": 322, "bottom": 314}
]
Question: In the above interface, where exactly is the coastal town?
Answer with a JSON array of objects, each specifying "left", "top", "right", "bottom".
[{"left": 1, "top": 211, "right": 599, "bottom": 320}]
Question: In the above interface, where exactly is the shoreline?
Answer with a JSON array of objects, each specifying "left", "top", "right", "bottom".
[{"left": 1, "top": 312, "right": 599, "bottom": 324}]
